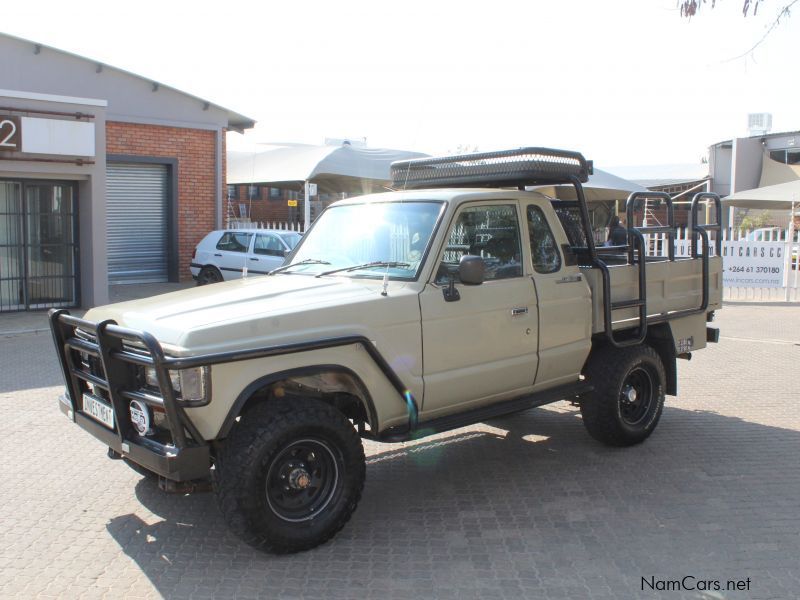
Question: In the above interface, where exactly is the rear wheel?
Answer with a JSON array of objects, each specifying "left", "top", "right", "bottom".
[
  {"left": 214, "top": 399, "right": 365, "bottom": 553},
  {"left": 197, "top": 266, "right": 223, "bottom": 285},
  {"left": 580, "top": 345, "right": 666, "bottom": 447}
]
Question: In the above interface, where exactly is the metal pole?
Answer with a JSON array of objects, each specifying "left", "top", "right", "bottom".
[
  {"left": 304, "top": 180, "right": 311, "bottom": 232},
  {"left": 787, "top": 200, "right": 796, "bottom": 302}
]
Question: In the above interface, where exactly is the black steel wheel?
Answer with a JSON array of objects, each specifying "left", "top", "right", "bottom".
[
  {"left": 579, "top": 344, "right": 666, "bottom": 447},
  {"left": 197, "top": 266, "right": 223, "bottom": 285},
  {"left": 265, "top": 438, "right": 341, "bottom": 522},
  {"left": 619, "top": 366, "right": 655, "bottom": 426},
  {"left": 214, "top": 398, "right": 365, "bottom": 553}
]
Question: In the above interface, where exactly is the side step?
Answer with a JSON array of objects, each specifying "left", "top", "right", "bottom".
[{"left": 377, "top": 380, "right": 592, "bottom": 443}]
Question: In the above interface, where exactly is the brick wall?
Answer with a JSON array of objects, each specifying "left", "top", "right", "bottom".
[
  {"left": 233, "top": 185, "right": 303, "bottom": 224},
  {"left": 106, "top": 121, "right": 219, "bottom": 282}
]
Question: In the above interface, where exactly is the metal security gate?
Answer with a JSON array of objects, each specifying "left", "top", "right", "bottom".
[{"left": 106, "top": 163, "right": 169, "bottom": 284}]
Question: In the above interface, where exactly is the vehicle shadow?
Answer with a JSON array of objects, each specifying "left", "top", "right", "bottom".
[{"left": 106, "top": 404, "right": 800, "bottom": 599}]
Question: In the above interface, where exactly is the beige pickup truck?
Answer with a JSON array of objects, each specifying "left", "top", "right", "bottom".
[{"left": 49, "top": 148, "right": 722, "bottom": 553}]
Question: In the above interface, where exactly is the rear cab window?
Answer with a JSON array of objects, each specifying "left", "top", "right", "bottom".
[{"left": 527, "top": 205, "right": 562, "bottom": 274}]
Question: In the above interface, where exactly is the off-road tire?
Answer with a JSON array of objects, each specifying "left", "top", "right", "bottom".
[
  {"left": 197, "top": 266, "right": 223, "bottom": 285},
  {"left": 580, "top": 344, "right": 666, "bottom": 447},
  {"left": 214, "top": 399, "right": 365, "bottom": 553}
]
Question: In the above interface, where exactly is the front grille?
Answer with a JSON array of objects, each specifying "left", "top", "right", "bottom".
[{"left": 52, "top": 315, "right": 199, "bottom": 449}]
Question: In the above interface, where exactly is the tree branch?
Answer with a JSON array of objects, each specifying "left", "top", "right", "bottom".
[{"left": 725, "top": 0, "right": 799, "bottom": 61}]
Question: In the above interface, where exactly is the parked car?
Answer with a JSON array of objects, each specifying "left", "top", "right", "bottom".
[{"left": 191, "top": 229, "right": 302, "bottom": 284}]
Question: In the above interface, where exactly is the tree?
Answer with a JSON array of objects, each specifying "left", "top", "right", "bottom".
[
  {"left": 678, "top": 0, "right": 765, "bottom": 17},
  {"left": 679, "top": 0, "right": 798, "bottom": 56}
]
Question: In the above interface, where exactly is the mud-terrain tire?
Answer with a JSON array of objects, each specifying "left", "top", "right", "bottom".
[
  {"left": 580, "top": 345, "right": 666, "bottom": 447},
  {"left": 197, "top": 266, "right": 223, "bottom": 285},
  {"left": 214, "top": 399, "right": 365, "bottom": 553}
]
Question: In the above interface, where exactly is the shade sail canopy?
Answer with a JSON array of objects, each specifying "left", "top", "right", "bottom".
[
  {"left": 228, "top": 144, "right": 428, "bottom": 194},
  {"left": 533, "top": 168, "right": 649, "bottom": 201},
  {"left": 723, "top": 180, "right": 800, "bottom": 210}
]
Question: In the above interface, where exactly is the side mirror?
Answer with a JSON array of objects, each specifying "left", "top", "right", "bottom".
[{"left": 458, "top": 255, "right": 485, "bottom": 285}]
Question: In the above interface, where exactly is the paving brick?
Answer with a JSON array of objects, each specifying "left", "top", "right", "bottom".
[{"left": 1, "top": 304, "right": 799, "bottom": 599}]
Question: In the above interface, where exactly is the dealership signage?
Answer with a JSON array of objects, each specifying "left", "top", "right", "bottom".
[
  {"left": 720, "top": 240, "right": 785, "bottom": 288},
  {"left": 674, "top": 237, "right": 787, "bottom": 288}
]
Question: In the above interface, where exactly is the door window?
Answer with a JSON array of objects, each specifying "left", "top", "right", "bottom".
[
  {"left": 436, "top": 204, "right": 522, "bottom": 284},
  {"left": 216, "top": 232, "right": 252, "bottom": 252},
  {"left": 254, "top": 233, "right": 285, "bottom": 257},
  {"left": 527, "top": 205, "right": 561, "bottom": 274}
]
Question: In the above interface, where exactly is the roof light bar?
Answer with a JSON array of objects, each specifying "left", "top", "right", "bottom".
[{"left": 391, "top": 147, "right": 592, "bottom": 190}]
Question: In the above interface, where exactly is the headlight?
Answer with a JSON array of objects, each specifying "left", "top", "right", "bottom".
[{"left": 144, "top": 366, "right": 210, "bottom": 405}]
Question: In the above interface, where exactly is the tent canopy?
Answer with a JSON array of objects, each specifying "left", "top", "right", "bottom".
[
  {"left": 228, "top": 144, "right": 428, "bottom": 194},
  {"left": 723, "top": 180, "right": 800, "bottom": 210},
  {"left": 533, "top": 168, "right": 649, "bottom": 201}
]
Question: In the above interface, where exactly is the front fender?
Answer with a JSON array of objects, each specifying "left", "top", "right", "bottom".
[{"left": 186, "top": 343, "right": 413, "bottom": 440}]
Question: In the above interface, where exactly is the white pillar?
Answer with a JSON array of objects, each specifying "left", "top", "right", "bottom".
[
  {"left": 304, "top": 180, "right": 311, "bottom": 232},
  {"left": 786, "top": 200, "right": 796, "bottom": 301}
]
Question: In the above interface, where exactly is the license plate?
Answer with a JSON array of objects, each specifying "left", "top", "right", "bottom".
[{"left": 82, "top": 393, "right": 115, "bottom": 429}]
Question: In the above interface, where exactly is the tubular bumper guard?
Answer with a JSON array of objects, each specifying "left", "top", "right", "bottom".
[{"left": 49, "top": 309, "right": 210, "bottom": 481}]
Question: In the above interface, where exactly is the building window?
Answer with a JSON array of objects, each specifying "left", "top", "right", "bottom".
[
  {"left": 770, "top": 150, "right": 787, "bottom": 163},
  {"left": 248, "top": 185, "right": 260, "bottom": 201},
  {"left": 770, "top": 149, "right": 800, "bottom": 165},
  {"left": 269, "top": 187, "right": 282, "bottom": 199},
  {"left": 226, "top": 184, "right": 237, "bottom": 200},
  {"left": 239, "top": 203, "right": 249, "bottom": 218}
]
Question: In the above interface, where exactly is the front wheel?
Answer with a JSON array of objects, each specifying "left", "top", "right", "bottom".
[
  {"left": 214, "top": 399, "right": 366, "bottom": 553},
  {"left": 579, "top": 345, "right": 666, "bottom": 447}
]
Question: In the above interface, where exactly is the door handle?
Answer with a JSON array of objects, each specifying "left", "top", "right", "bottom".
[
  {"left": 556, "top": 274, "right": 582, "bottom": 284},
  {"left": 511, "top": 307, "right": 528, "bottom": 316},
  {"left": 214, "top": 253, "right": 222, "bottom": 257},
  {"left": 250, "top": 257, "right": 259, "bottom": 261}
]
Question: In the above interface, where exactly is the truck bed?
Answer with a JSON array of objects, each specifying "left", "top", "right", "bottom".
[{"left": 581, "top": 255, "right": 723, "bottom": 334}]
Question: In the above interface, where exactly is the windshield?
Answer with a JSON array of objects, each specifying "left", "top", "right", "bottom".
[{"left": 285, "top": 201, "right": 444, "bottom": 278}]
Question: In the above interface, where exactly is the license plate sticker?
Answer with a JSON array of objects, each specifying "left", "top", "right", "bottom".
[{"left": 82, "top": 393, "right": 115, "bottom": 429}]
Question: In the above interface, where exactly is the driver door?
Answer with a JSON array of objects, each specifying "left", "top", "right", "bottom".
[{"left": 419, "top": 201, "right": 539, "bottom": 418}]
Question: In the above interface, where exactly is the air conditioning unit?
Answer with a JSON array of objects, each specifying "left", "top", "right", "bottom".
[{"left": 747, "top": 113, "right": 772, "bottom": 136}]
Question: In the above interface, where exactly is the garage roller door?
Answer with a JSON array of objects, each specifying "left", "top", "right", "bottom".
[{"left": 106, "top": 163, "right": 168, "bottom": 284}]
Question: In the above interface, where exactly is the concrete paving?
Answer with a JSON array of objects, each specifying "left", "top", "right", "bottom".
[{"left": 1, "top": 302, "right": 799, "bottom": 599}]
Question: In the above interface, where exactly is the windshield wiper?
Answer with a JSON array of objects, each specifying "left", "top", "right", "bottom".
[
  {"left": 315, "top": 261, "right": 411, "bottom": 278},
  {"left": 268, "top": 258, "right": 331, "bottom": 275}
]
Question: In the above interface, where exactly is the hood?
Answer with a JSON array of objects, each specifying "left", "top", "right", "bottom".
[{"left": 86, "top": 275, "right": 414, "bottom": 353}]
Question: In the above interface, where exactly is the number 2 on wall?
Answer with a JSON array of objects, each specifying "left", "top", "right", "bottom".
[{"left": 0, "top": 120, "right": 18, "bottom": 148}]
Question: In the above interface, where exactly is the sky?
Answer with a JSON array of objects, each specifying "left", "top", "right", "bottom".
[{"left": 4, "top": 0, "right": 799, "bottom": 170}]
